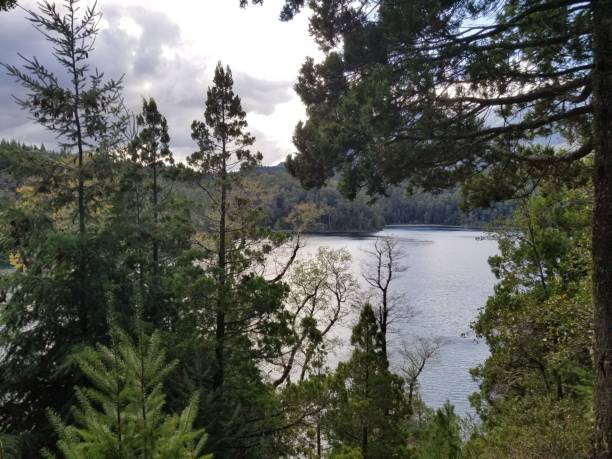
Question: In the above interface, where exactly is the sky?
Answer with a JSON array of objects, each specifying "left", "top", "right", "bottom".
[{"left": 0, "top": 0, "right": 322, "bottom": 164}]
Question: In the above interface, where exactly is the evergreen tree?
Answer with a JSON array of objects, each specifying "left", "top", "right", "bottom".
[
  {"left": 325, "top": 303, "right": 409, "bottom": 458},
  {"left": 185, "top": 62, "right": 295, "bottom": 457},
  {"left": 128, "top": 98, "right": 175, "bottom": 323},
  {"left": 42, "top": 328, "right": 209, "bottom": 459},
  {"left": 0, "top": 1, "right": 128, "bottom": 452},
  {"left": 189, "top": 61, "right": 261, "bottom": 393},
  {"left": 3, "top": 0, "right": 126, "bottom": 236},
  {"left": 416, "top": 402, "right": 462, "bottom": 459}
]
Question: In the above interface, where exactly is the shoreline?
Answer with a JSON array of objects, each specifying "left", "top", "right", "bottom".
[{"left": 301, "top": 223, "right": 494, "bottom": 236}]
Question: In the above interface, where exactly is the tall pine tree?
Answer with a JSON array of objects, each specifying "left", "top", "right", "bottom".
[
  {"left": 186, "top": 62, "right": 294, "bottom": 457},
  {"left": 128, "top": 98, "right": 175, "bottom": 323},
  {"left": 0, "top": 1, "right": 128, "bottom": 453},
  {"left": 189, "top": 62, "right": 261, "bottom": 393},
  {"left": 325, "top": 303, "right": 410, "bottom": 458}
]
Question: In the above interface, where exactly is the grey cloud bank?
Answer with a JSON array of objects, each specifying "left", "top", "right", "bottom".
[{"left": 0, "top": 1, "right": 296, "bottom": 163}]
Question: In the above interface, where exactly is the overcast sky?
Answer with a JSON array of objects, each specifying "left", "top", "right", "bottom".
[{"left": 0, "top": 0, "right": 321, "bottom": 164}]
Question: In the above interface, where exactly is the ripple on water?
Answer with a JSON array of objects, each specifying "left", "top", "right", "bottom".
[{"left": 303, "top": 226, "right": 498, "bottom": 416}]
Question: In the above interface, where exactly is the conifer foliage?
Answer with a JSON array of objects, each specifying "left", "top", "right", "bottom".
[
  {"left": 128, "top": 98, "right": 175, "bottom": 323},
  {"left": 0, "top": 1, "right": 129, "bottom": 449},
  {"left": 189, "top": 62, "right": 262, "bottom": 393},
  {"left": 325, "top": 303, "right": 410, "bottom": 458},
  {"left": 42, "top": 328, "right": 209, "bottom": 459}
]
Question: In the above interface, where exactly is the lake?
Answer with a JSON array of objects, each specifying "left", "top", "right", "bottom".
[{"left": 301, "top": 225, "right": 498, "bottom": 416}]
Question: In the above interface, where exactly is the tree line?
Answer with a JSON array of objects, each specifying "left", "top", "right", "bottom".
[{"left": 248, "top": 165, "right": 514, "bottom": 232}]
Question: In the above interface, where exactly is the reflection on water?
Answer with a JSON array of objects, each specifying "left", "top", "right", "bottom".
[{"left": 301, "top": 226, "right": 498, "bottom": 416}]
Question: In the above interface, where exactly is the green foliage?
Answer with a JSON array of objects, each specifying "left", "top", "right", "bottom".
[
  {"left": 42, "top": 328, "right": 209, "bottom": 459},
  {"left": 0, "top": 432, "right": 24, "bottom": 459},
  {"left": 0, "top": 2, "right": 130, "bottom": 451},
  {"left": 464, "top": 396, "right": 591, "bottom": 459},
  {"left": 3, "top": 2, "right": 602, "bottom": 457},
  {"left": 2, "top": 0, "right": 126, "bottom": 153},
  {"left": 324, "top": 304, "right": 410, "bottom": 458},
  {"left": 276, "top": 0, "right": 592, "bottom": 203},
  {"left": 467, "top": 183, "right": 593, "bottom": 458},
  {"left": 416, "top": 402, "right": 462, "bottom": 459},
  {"left": 180, "top": 62, "right": 298, "bottom": 457},
  {"left": 124, "top": 98, "right": 185, "bottom": 324},
  {"left": 0, "top": 179, "right": 134, "bottom": 451},
  {"left": 248, "top": 165, "right": 513, "bottom": 232},
  {"left": 0, "top": 0, "right": 16, "bottom": 12}
]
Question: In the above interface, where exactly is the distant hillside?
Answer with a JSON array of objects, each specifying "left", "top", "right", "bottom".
[
  {"left": 249, "top": 163, "right": 514, "bottom": 232},
  {"left": 0, "top": 140, "right": 27, "bottom": 200},
  {"left": 0, "top": 140, "right": 513, "bottom": 235}
]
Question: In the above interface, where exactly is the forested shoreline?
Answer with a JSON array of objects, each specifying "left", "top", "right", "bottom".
[
  {"left": 0, "top": 0, "right": 607, "bottom": 458},
  {"left": 1, "top": 142, "right": 513, "bottom": 234}
]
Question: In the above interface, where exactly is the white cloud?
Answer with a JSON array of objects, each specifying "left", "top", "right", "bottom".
[{"left": 0, "top": 0, "right": 321, "bottom": 164}]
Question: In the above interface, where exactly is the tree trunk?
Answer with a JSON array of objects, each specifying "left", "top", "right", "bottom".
[
  {"left": 592, "top": 1, "right": 612, "bottom": 457},
  {"left": 214, "top": 139, "right": 228, "bottom": 393},
  {"left": 316, "top": 418, "right": 321, "bottom": 458},
  {"left": 151, "top": 158, "right": 159, "bottom": 322},
  {"left": 70, "top": 9, "right": 87, "bottom": 337}
]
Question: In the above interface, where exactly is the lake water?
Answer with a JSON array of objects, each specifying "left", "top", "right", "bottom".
[{"left": 301, "top": 226, "right": 498, "bottom": 416}]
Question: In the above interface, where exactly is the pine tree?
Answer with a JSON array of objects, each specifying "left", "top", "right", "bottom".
[
  {"left": 42, "top": 328, "right": 210, "bottom": 459},
  {"left": 3, "top": 0, "right": 126, "bottom": 237},
  {"left": 128, "top": 98, "right": 174, "bottom": 323},
  {"left": 185, "top": 61, "right": 296, "bottom": 457},
  {"left": 325, "top": 303, "right": 409, "bottom": 458},
  {"left": 189, "top": 61, "right": 262, "bottom": 393},
  {"left": 0, "top": 3, "right": 128, "bottom": 450},
  {"left": 417, "top": 402, "right": 462, "bottom": 459}
]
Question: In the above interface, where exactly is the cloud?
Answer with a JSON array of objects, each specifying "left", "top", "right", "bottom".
[
  {"left": 234, "top": 72, "right": 293, "bottom": 115},
  {"left": 0, "top": 0, "right": 315, "bottom": 164}
]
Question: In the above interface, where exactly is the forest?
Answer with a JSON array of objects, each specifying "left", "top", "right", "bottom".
[
  {"left": 250, "top": 165, "right": 514, "bottom": 231},
  {"left": 0, "top": 0, "right": 608, "bottom": 458}
]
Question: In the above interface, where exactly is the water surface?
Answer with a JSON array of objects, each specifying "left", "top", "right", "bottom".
[{"left": 302, "top": 226, "right": 498, "bottom": 415}]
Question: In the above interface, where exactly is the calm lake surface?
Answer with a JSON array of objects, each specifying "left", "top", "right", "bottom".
[{"left": 301, "top": 225, "right": 498, "bottom": 416}]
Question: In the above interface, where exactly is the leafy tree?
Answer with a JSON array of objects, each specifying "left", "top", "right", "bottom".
[
  {"left": 464, "top": 397, "right": 591, "bottom": 459},
  {"left": 42, "top": 328, "right": 209, "bottom": 459},
  {"left": 270, "top": 247, "right": 357, "bottom": 387},
  {"left": 467, "top": 183, "right": 593, "bottom": 457}
]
